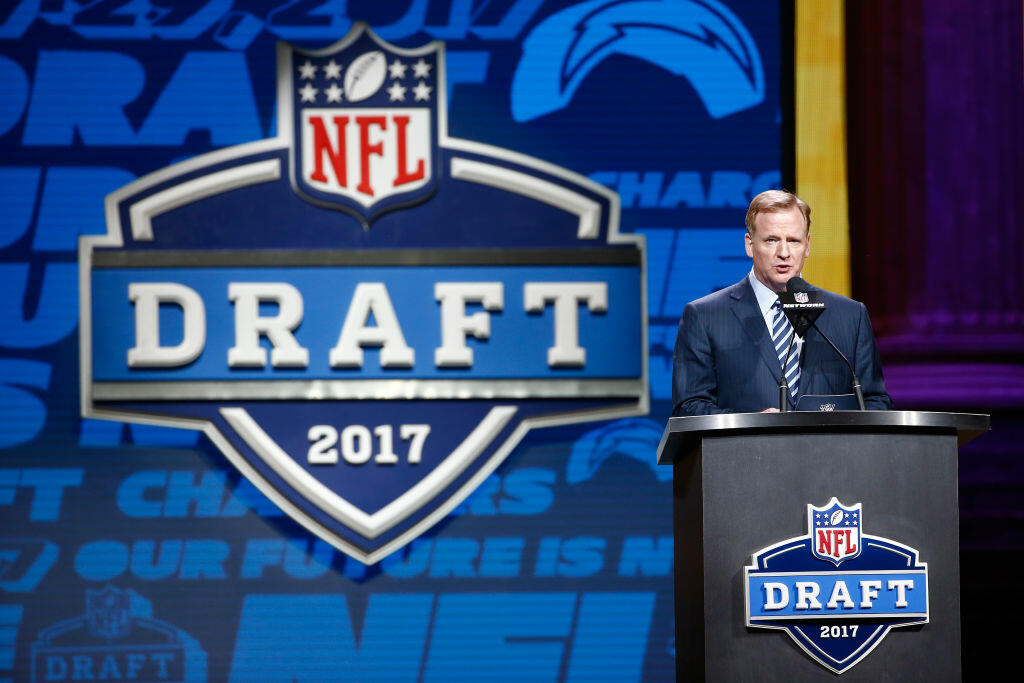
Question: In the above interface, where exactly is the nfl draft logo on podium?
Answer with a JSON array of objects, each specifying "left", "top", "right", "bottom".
[
  {"left": 80, "top": 25, "right": 648, "bottom": 564},
  {"left": 744, "top": 498, "right": 929, "bottom": 674}
]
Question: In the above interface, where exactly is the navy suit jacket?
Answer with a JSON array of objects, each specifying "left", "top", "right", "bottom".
[{"left": 672, "top": 278, "right": 893, "bottom": 415}]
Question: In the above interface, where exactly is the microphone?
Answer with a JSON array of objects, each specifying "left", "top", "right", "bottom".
[
  {"left": 775, "top": 277, "right": 820, "bottom": 411},
  {"left": 779, "top": 277, "right": 824, "bottom": 337},
  {"left": 783, "top": 278, "right": 866, "bottom": 411}
]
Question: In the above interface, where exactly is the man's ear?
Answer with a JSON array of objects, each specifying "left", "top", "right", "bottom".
[{"left": 744, "top": 231, "right": 754, "bottom": 258}]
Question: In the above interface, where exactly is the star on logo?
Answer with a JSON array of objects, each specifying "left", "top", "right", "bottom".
[
  {"left": 298, "top": 60, "right": 317, "bottom": 80},
  {"left": 323, "top": 59, "right": 342, "bottom": 80},
  {"left": 324, "top": 83, "right": 343, "bottom": 103},
  {"left": 412, "top": 58, "right": 432, "bottom": 79},
  {"left": 413, "top": 80, "right": 432, "bottom": 101},
  {"left": 388, "top": 59, "right": 407, "bottom": 80},
  {"left": 387, "top": 82, "right": 407, "bottom": 102},
  {"left": 298, "top": 83, "right": 318, "bottom": 103}
]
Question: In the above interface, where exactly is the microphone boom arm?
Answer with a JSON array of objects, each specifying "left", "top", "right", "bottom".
[
  {"left": 778, "top": 332, "right": 797, "bottom": 412},
  {"left": 810, "top": 322, "right": 867, "bottom": 411}
]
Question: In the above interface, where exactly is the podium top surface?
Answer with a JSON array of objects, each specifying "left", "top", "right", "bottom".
[{"left": 656, "top": 411, "right": 990, "bottom": 465}]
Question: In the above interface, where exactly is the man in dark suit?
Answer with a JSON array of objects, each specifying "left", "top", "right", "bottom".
[{"left": 672, "top": 190, "right": 892, "bottom": 415}]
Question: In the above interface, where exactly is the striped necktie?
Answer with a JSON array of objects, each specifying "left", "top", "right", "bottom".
[{"left": 771, "top": 300, "right": 801, "bottom": 397}]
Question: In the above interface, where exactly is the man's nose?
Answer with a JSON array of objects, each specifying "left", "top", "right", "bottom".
[{"left": 778, "top": 241, "right": 791, "bottom": 258}]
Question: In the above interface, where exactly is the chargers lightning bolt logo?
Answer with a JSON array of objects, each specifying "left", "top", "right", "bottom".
[{"left": 512, "top": 0, "right": 765, "bottom": 121}]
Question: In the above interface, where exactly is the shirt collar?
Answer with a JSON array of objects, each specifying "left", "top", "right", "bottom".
[{"left": 747, "top": 269, "right": 780, "bottom": 317}]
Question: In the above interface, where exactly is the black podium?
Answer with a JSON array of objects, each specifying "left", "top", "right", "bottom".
[{"left": 657, "top": 411, "right": 989, "bottom": 681}]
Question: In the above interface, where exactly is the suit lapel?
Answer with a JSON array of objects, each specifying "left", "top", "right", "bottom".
[{"left": 729, "top": 279, "right": 783, "bottom": 385}]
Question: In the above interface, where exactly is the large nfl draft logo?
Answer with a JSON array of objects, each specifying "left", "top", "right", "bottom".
[
  {"left": 80, "top": 25, "right": 647, "bottom": 564},
  {"left": 744, "top": 498, "right": 929, "bottom": 673}
]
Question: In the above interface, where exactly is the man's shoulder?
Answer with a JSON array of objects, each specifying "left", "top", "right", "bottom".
[
  {"left": 687, "top": 279, "right": 747, "bottom": 311},
  {"left": 814, "top": 286, "right": 866, "bottom": 312}
]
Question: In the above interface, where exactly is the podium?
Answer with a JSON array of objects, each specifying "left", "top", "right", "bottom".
[{"left": 657, "top": 411, "right": 988, "bottom": 681}]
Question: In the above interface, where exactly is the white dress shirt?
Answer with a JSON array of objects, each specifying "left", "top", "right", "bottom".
[{"left": 747, "top": 269, "right": 803, "bottom": 364}]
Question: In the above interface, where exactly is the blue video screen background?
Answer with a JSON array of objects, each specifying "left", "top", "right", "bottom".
[{"left": 0, "top": 1, "right": 781, "bottom": 680}]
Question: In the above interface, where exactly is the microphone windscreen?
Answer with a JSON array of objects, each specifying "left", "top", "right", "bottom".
[{"left": 786, "top": 276, "right": 811, "bottom": 293}]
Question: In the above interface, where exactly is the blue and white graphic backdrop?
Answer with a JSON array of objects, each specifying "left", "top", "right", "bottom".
[{"left": 0, "top": 1, "right": 781, "bottom": 680}]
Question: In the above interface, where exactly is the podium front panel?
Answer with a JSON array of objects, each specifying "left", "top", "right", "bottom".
[{"left": 674, "top": 430, "right": 960, "bottom": 682}]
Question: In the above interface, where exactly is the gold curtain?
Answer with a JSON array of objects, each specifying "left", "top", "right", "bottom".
[{"left": 795, "top": 0, "right": 851, "bottom": 296}]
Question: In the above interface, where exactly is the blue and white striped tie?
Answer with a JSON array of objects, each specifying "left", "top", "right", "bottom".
[{"left": 771, "top": 300, "right": 800, "bottom": 398}]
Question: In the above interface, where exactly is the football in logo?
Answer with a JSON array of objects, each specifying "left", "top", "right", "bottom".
[{"left": 344, "top": 50, "right": 387, "bottom": 102}]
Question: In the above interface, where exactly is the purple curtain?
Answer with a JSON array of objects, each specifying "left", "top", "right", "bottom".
[{"left": 846, "top": 0, "right": 1024, "bottom": 410}]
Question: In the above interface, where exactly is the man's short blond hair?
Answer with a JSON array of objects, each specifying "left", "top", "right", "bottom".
[{"left": 745, "top": 190, "right": 811, "bottom": 235}]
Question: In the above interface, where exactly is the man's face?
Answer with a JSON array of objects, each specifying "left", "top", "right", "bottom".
[{"left": 744, "top": 206, "right": 810, "bottom": 293}]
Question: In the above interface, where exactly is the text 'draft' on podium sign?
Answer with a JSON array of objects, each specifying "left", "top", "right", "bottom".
[{"left": 657, "top": 411, "right": 988, "bottom": 681}]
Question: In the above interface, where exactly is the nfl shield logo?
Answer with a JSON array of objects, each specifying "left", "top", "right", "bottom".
[
  {"left": 86, "top": 586, "right": 132, "bottom": 640},
  {"left": 285, "top": 31, "right": 440, "bottom": 225},
  {"left": 809, "top": 497, "right": 862, "bottom": 565},
  {"left": 794, "top": 292, "right": 809, "bottom": 303}
]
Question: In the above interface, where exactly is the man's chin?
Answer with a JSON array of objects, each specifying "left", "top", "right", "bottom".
[
  {"left": 771, "top": 271, "right": 794, "bottom": 289},
  {"left": 754, "top": 271, "right": 788, "bottom": 292}
]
